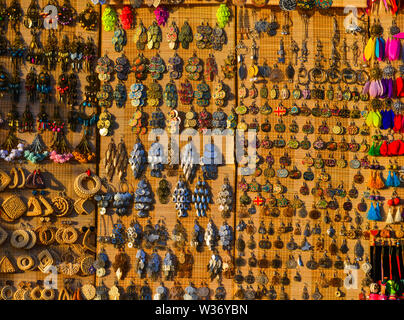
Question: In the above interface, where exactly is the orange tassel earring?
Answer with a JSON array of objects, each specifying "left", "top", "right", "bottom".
[
  {"left": 374, "top": 172, "right": 385, "bottom": 189},
  {"left": 368, "top": 171, "right": 376, "bottom": 189}
]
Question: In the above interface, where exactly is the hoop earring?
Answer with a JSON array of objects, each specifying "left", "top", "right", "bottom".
[
  {"left": 10, "top": 227, "right": 30, "bottom": 249},
  {"left": 41, "top": 288, "right": 55, "bottom": 300},
  {"left": 36, "top": 218, "right": 55, "bottom": 246},
  {"left": 16, "top": 255, "right": 35, "bottom": 271}
]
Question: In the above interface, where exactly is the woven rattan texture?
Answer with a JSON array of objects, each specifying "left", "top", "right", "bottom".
[{"left": 0, "top": 0, "right": 98, "bottom": 294}]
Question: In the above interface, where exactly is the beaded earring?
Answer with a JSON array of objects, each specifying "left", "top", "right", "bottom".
[
  {"left": 78, "top": 2, "right": 98, "bottom": 31},
  {"left": 102, "top": 5, "right": 117, "bottom": 32}
]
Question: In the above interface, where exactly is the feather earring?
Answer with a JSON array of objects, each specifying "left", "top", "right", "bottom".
[{"left": 112, "top": 250, "right": 130, "bottom": 281}]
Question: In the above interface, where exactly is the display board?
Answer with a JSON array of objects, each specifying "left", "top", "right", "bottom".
[{"left": 0, "top": 0, "right": 401, "bottom": 301}]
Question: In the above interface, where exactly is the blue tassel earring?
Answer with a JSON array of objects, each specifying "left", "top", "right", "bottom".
[
  {"left": 386, "top": 171, "right": 393, "bottom": 187},
  {"left": 367, "top": 202, "right": 382, "bottom": 221},
  {"left": 375, "top": 202, "right": 382, "bottom": 221},
  {"left": 393, "top": 172, "right": 401, "bottom": 187}
]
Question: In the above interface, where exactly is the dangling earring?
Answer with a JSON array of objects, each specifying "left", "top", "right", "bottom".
[
  {"left": 395, "top": 206, "right": 403, "bottom": 223},
  {"left": 375, "top": 202, "right": 382, "bottom": 221},
  {"left": 393, "top": 171, "right": 401, "bottom": 187},
  {"left": 367, "top": 171, "right": 376, "bottom": 189},
  {"left": 386, "top": 171, "right": 393, "bottom": 187},
  {"left": 38, "top": 191, "right": 54, "bottom": 216},
  {"left": 375, "top": 172, "right": 385, "bottom": 189},
  {"left": 385, "top": 207, "right": 394, "bottom": 224},
  {"left": 367, "top": 202, "right": 377, "bottom": 221},
  {"left": 112, "top": 250, "right": 130, "bottom": 281},
  {"left": 26, "top": 191, "right": 42, "bottom": 217}
]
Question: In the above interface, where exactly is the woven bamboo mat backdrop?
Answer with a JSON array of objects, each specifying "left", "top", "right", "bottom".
[
  {"left": 0, "top": 0, "right": 402, "bottom": 300},
  {"left": 0, "top": 0, "right": 99, "bottom": 295}
]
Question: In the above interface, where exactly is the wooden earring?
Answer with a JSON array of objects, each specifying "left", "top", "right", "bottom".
[
  {"left": 0, "top": 252, "right": 16, "bottom": 273},
  {"left": 8, "top": 167, "right": 18, "bottom": 189},
  {"left": 82, "top": 226, "right": 96, "bottom": 253},
  {"left": 38, "top": 194, "right": 54, "bottom": 216},
  {"left": 26, "top": 192, "right": 42, "bottom": 216},
  {"left": 17, "top": 167, "right": 25, "bottom": 188},
  {"left": 37, "top": 249, "right": 54, "bottom": 273},
  {"left": 74, "top": 197, "right": 95, "bottom": 215},
  {"left": 1, "top": 194, "right": 27, "bottom": 221},
  {"left": 0, "top": 169, "right": 11, "bottom": 191},
  {"left": 24, "top": 223, "right": 37, "bottom": 249},
  {"left": 52, "top": 191, "right": 72, "bottom": 217}
]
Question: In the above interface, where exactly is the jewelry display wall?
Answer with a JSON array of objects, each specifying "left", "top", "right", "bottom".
[{"left": 0, "top": 0, "right": 404, "bottom": 301}]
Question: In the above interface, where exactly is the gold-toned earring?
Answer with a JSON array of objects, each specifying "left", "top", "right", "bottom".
[
  {"left": 74, "top": 197, "right": 95, "bottom": 215},
  {"left": 82, "top": 226, "right": 96, "bottom": 253},
  {"left": 16, "top": 167, "right": 25, "bottom": 189},
  {"left": 26, "top": 191, "right": 42, "bottom": 217},
  {"left": 0, "top": 252, "right": 16, "bottom": 273},
  {"left": 38, "top": 194, "right": 54, "bottom": 216},
  {"left": 37, "top": 249, "right": 54, "bottom": 273},
  {"left": 8, "top": 167, "right": 18, "bottom": 189},
  {"left": 1, "top": 194, "right": 27, "bottom": 221},
  {"left": 51, "top": 191, "right": 72, "bottom": 217},
  {"left": 16, "top": 255, "right": 35, "bottom": 271},
  {"left": 0, "top": 169, "right": 11, "bottom": 191}
]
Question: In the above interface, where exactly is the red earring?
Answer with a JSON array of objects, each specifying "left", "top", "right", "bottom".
[{"left": 394, "top": 197, "right": 400, "bottom": 206}]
